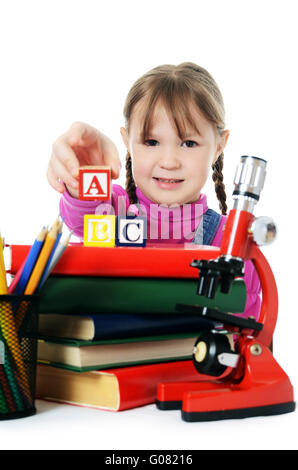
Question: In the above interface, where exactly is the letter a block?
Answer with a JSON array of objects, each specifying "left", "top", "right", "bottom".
[
  {"left": 79, "top": 166, "right": 111, "bottom": 201},
  {"left": 116, "top": 216, "right": 147, "bottom": 247},
  {"left": 84, "top": 215, "right": 116, "bottom": 247}
]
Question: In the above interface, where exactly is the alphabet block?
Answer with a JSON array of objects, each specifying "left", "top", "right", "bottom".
[
  {"left": 79, "top": 166, "right": 111, "bottom": 201},
  {"left": 84, "top": 215, "right": 116, "bottom": 247},
  {"left": 116, "top": 216, "right": 147, "bottom": 247}
]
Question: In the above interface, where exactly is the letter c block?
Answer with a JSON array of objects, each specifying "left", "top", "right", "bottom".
[{"left": 116, "top": 216, "right": 147, "bottom": 247}]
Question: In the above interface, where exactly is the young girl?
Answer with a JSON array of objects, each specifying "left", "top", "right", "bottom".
[{"left": 47, "top": 62, "right": 260, "bottom": 319}]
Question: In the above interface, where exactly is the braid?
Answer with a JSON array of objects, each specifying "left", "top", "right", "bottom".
[
  {"left": 125, "top": 152, "right": 138, "bottom": 204},
  {"left": 212, "top": 153, "right": 228, "bottom": 215}
]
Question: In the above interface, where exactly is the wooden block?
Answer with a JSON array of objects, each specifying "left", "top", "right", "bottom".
[
  {"left": 116, "top": 216, "right": 147, "bottom": 247},
  {"left": 79, "top": 166, "right": 111, "bottom": 201},
  {"left": 84, "top": 215, "right": 116, "bottom": 247}
]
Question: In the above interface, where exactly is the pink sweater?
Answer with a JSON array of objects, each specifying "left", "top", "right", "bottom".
[{"left": 60, "top": 184, "right": 261, "bottom": 319}]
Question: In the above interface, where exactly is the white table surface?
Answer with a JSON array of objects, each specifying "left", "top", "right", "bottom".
[{"left": 1, "top": 393, "right": 297, "bottom": 450}]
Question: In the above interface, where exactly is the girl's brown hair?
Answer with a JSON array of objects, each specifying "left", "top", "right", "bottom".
[{"left": 123, "top": 62, "right": 228, "bottom": 214}]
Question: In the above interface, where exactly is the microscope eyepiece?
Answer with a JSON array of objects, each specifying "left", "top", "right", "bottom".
[{"left": 233, "top": 156, "right": 267, "bottom": 203}]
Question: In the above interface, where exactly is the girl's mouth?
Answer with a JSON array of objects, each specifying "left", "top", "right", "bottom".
[{"left": 153, "top": 177, "right": 184, "bottom": 189}]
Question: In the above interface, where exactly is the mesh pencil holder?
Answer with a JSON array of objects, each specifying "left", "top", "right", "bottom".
[{"left": 0, "top": 295, "right": 40, "bottom": 420}]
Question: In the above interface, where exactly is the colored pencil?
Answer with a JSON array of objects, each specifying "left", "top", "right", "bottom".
[
  {"left": 14, "top": 220, "right": 59, "bottom": 334},
  {"left": 37, "top": 219, "right": 63, "bottom": 292},
  {"left": 0, "top": 236, "right": 8, "bottom": 295},
  {"left": 16, "top": 229, "right": 72, "bottom": 336},
  {"left": 8, "top": 259, "right": 26, "bottom": 294},
  {"left": 13, "top": 227, "right": 48, "bottom": 295},
  {"left": 24, "top": 222, "right": 59, "bottom": 295},
  {"left": 39, "top": 230, "right": 73, "bottom": 287}
]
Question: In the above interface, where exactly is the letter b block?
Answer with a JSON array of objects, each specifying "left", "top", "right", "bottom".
[
  {"left": 116, "top": 216, "right": 147, "bottom": 247},
  {"left": 84, "top": 215, "right": 116, "bottom": 247},
  {"left": 79, "top": 166, "right": 111, "bottom": 201}
]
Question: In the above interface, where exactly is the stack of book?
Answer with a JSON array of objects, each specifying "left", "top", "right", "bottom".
[{"left": 9, "top": 243, "right": 246, "bottom": 411}]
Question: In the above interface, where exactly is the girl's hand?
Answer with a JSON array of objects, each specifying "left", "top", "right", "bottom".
[{"left": 47, "top": 122, "right": 122, "bottom": 198}]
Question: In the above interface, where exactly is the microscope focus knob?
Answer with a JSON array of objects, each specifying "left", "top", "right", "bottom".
[
  {"left": 193, "top": 332, "right": 232, "bottom": 377},
  {"left": 250, "top": 216, "right": 277, "bottom": 246}
]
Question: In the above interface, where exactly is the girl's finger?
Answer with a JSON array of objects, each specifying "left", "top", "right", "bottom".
[
  {"left": 46, "top": 161, "right": 65, "bottom": 193},
  {"left": 52, "top": 137, "right": 80, "bottom": 177},
  {"left": 68, "top": 122, "right": 99, "bottom": 147},
  {"left": 49, "top": 153, "right": 79, "bottom": 190}
]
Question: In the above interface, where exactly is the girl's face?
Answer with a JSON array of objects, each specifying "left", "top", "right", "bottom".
[{"left": 121, "top": 98, "right": 229, "bottom": 206}]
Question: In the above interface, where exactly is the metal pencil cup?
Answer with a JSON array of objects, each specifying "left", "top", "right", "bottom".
[{"left": 0, "top": 295, "right": 40, "bottom": 420}]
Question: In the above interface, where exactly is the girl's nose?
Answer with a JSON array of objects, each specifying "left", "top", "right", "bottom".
[{"left": 158, "top": 148, "right": 181, "bottom": 170}]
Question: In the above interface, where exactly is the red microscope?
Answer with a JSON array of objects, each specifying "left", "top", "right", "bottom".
[{"left": 156, "top": 156, "right": 295, "bottom": 421}]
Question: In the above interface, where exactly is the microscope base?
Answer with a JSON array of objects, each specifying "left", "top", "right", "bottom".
[{"left": 156, "top": 339, "right": 295, "bottom": 421}]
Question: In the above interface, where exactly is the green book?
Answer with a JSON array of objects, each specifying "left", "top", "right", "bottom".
[
  {"left": 39, "top": 276, "right": 246, "bottom": 315},
  {"left": 37, "top": 333, "right": 200, "bottom": 372}
]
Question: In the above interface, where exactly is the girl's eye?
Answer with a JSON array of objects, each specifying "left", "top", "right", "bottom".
[
  {"left": 182, "top": 140, "right": 198, "bottom": 148},
  {"left": 144, "top": 139, "right": 159, "bottom": 146}
]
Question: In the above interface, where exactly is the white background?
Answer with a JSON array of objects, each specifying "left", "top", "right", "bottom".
[{"left": 0, "top": 0, "right": 297, "bottom": 450}]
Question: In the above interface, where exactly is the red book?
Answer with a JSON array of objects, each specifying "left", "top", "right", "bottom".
[
  {"left": 9, "top": 243, "right": 220, "bottom": 278},
  {"left": 36, "top": 360, "right": 207, "bottom": 411}
]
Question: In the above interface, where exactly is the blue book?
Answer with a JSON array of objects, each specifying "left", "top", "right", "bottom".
[{"left": 38, "top": 313, "right": 217, "bottom": 341}]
